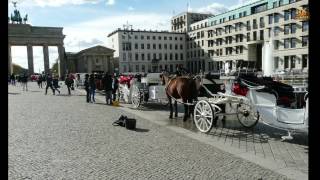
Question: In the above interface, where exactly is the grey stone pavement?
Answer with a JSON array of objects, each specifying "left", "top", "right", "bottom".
[{"left": 9, "top": 82, "right": 307, "bottom": 179}]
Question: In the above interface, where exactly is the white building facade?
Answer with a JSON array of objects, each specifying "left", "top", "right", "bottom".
[
  {"left": 185, "top": 0, "right": 308, "bottom": 75},
  {"left": 108, "top": 30, "right": 186, "bottom": 73}
]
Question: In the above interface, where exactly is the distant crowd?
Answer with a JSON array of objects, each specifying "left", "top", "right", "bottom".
[{"left": 9, "top": 72, "right": 120, "bottom": 105}]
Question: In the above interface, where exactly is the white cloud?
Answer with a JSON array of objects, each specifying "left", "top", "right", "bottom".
[
  {"left": 63, "top": 13, "right": 171, "bottom": 52},
  {"left": 128, "top": 6, "right": 134, "bottom": 11},
  {"left": 196, "top": 3, "right": 228, "bottom": 15},
  {"left": 9, "top": 0, "right": 100, "bottom": 7},
  {"left": 106, "top": 0, "right": 115, "bottom": 6}
]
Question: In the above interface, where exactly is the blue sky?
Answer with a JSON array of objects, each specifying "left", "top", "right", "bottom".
[{"left": 9, "top": 0, "right": 254, "bottom": 72}]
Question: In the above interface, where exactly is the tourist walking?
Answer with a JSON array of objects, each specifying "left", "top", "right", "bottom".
[
  {"left": 112, "top": 75, "right": 119, "bottom": 101},
  {"left": 21, "top": 73, "right": 28, "bottom": 91},
  {"left": 103, "top": 73, "right": 113, "bottom": 105},
  {"left": 65, "top": 74, "right": 74, "bottom": 95},
  {"left": 45, "top": 73, "right": 55, "bottom": 95},
  {"left": 37, "top": 74, "right": 43, "bottom": 88},
  {"left": 10, "top": 73, "right": 16, "bottom": 86},
  {"left": 84, "top": 74, "right": 90, "bottom": 103},
  {"left": 52, "top": 75, "right": 61, "bottom": 94},
  {"left": 89, "top": 74, "right": 96, "bottom": 103}
]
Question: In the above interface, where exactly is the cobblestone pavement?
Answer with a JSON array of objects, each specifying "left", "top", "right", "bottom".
[{"left": 10, "top": 82, "right": 291, "bottom": 180}]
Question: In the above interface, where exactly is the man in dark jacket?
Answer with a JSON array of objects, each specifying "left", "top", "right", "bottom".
[
  {"left": 112, "top": 75, "right": 119, "bottom": 101},
  {"left": 65, "top": 74, "right": 74, "bottom": 95},
  {"left": 45, "top": 73, "right": 55, "bottom": 95},
  {"left": 84, "top": 74, "right": 90, "bottom": 103},
  {"left": 89, "top": 74, "right": 96, "bottom": 103},
  {"left": 103, "top": 73, "right": 113, "bottom": 105},
  {"left": 52, "top": 75, "right": 61, "bottom": 94}
]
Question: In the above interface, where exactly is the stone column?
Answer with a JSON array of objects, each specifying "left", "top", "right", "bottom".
[
  {"left": 27, "top": 45, "right": 34, "bottom": 75},
  {"left": 43, "top": 45, "right": 50, "bottom": 73},
  {"left": 58, "top": 45, "right": 66, "bottom": 77},
  {"left": 8, "top": 44, "right": 12, "bottom": 75}
]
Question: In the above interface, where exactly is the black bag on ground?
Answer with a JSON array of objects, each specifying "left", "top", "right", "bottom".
[
  {"left": 125, "top": 118, "right": 136, "bottom": 130},
  {"left": 112, "top": 115, "right": 136, "bottom": 130}
]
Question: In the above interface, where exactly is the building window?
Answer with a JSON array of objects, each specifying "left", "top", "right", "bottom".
[
  {"left": 284, "top": 24, "right": 290, "bottom": 34},
  {"left": 135, "top": 35, "right": 138, "bottom": 39},
  {"left": 274, "top": 57, "right": 279, "bottom": 69},
  {"left": 279, "top": 0, "right": 283, "bottom": 6},
  {"left": 289, "top": 0, "right": 295, "bottom": 4},
  {"left": 284, "top": 39, "right": 290, "bottom": 48},
  {"left": 239, "top": 12, "right": 243, "bottom": 18},
  {"left": 288, "top": 23, "right": 295, "bottom": 34},
  {"left": 136, "top": 65, "right": 139, "bottom": 72},
  {"left": 274, "top": 13, "right": 280, "bottom": 23},
  {"left": 142, "top": 65, "right": 145, "bottom": 72},
  {"left": 284, "top": 10, "right": 290, "bottom": 21},
  {"left": 291, "top": 38, "right": 296, "bottom": 48},
  {"left": 284, "top": 56, "right": 289, "bottom": 68},
  {"left": 180, "top": 37, "right": 183, "bottom": 41},
  {"left": 164, "top": 36, "right": 167, "bottom": 40},
  {"left": 290, "top": 56, "right": 296, "bottom": 68},
  {"left": 135, "top": 43, "right": 138, "bottom": 49},
  {"left": 243, "top": 11, "right": 247, "bottom": 16},
  {"left": 259, "top": 17, "right": 264, "bottom": 28},
  {"left": 175, "top": 37, "right": 178, "bottom": 40},
  {"left": 180, "top": 53, "right": 184, "bottom": 60},
  {"left": 141, "top": 53, "right": 145, "bottom": 61},
  {"left": 159, "top": 53, "right": 162, "bottom": 60},
  {"left": 302, "top": 54, "right": 308, "bottom": 68},
  {"left": 123, "top": 53, "right": 126, "bottom": 61},
  {"left": 153, "top": 53, "right": 156, "bottom": 60},
  {"left": 165, "top": 53, "right": 168, "bottom": 60},
  {"left": 274, "top": 40, "right": 279, "bottom": 50},
  {"left": 147, "top": 53, "right": 151, "bottom": 61},
  {"left": 302, "top": 36, "right": 308, "bottom": 46},
  {"left": 247, "top": 32, "right": 250, "bottom": 41},
  {"left": 147, "top": 36, "right": 150, "bottom": 40},
  {"left": 158, "top": 36, "right": 161, "bottom": 40},
  {"left": 123, "top": 65, "right": 127, "bottom": 72},
  {"left": 253, "top": 31, "right": 257, "bottom": 41},
  {"left": 153, "top": 36, "right": 156, "bottom": 40},
  {"left": 141, "top": 35, "right": 144, "bottom": 40},
  {"left": 159, "top": 44, "right": 162, "bottom": 49},
  {"left": 180, "top": 44, "right": 183, "bottom": 50},
  {"left": 170, "top": 44, "right": 172, "bottom": 50},
  {"left": 147, "top": 44, "right": 150, "bottom": 49},
  {"left": 170, "top": 53, "right": 173, "bottom": 60},
  {"left": 246, "top": 21, "right": 251, "bottom": 31},
  {"left": 175, "top": 53, "right": 178, "bottom": 60},
  {"left": 141, "top": 44, "right": 144, "bottom": 49},
  {"left": 135, "top": 53, "right": 139, "bottom": 61},
  {"left": 268, "top": 14, "right": 273, "bottom": 24},
  {"left": 260, "top": 30, "right": 264, "bottom": 40},
  {"left": 274, "top": 26, "right": 280, "bottom": 36},
  {"left": 164, "top": 44, "right": 167, "bottom": 49},
  {"left": 253, "top": 19, "right": 257, "bottom": 29},
  {"left": 153, "top": 44, "right": 156, "bottom": 49},
  {"left": 273, "top": 1, "right": 278, "bottom": 8},
  {"left": 268, "top": 28, "right": 271, "bottom": 37},
  {"left": 302, "top": 21, "right": 308, "bottom": 32}
]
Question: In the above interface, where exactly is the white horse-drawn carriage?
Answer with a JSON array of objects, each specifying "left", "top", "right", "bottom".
[
  {"left": 193, "top": 75, "right": 308, "bottom": 140},
  {"left": 118, "top": 73, "right": 167, "bottom": 108}
]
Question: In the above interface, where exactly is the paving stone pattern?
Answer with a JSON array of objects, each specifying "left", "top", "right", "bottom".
[{"left": 9, "top": 83, "right": 290, "bottom": 179}]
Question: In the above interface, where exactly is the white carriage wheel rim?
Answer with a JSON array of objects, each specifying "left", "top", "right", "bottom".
[{"left": 194, "top": 100, "right": 214, "bottom": 133}]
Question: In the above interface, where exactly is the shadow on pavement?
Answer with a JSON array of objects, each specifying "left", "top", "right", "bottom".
[
  {"left": 131, "top": 128, "right": 150, "bottom": 133},
  {"left": 8, "top": 92, "right": 20, "bottom": 95}
]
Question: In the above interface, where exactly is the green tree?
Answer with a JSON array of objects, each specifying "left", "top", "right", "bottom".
[{"left": 12, "top": 63, "right": 27, "bottom": 75}]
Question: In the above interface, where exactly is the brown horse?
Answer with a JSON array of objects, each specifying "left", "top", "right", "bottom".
[{"left": 160, "top": 72, "right": 201, "bottom": 121}]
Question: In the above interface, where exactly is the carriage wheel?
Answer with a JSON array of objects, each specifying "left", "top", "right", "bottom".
[
  {"left": 131, "top": 85, "right": 141, "bottom": 108},
  {"left": 193, "top": 100, "right": 215, "bottom": 133},
  {"left": 236, "top": 102, "right": 259, "bottom": 128}
]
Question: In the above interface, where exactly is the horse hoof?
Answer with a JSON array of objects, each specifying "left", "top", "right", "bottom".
[
  {"left": 169, "top": 116, "right": 173, "bottom": 119},
  {"left": 175, "top": 114, "right": 178, "bottom": 117},
  {"left": 183, "top": 117, "right": 187, "bottom": 122}
]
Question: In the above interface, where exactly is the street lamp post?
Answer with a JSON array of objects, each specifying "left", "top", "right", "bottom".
[{"left": 123, "top": 22, "right": 133, "bottom": 73}]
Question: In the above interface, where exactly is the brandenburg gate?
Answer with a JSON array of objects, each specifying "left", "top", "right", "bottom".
[{"left": 8, "top": 2, "right": 67, "bottom": 77}]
